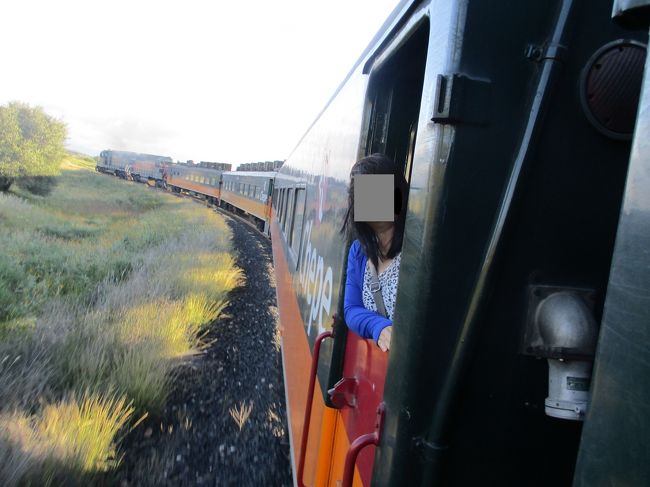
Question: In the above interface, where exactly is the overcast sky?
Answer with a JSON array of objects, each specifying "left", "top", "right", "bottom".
[{"left": 1, "top": 0, "right": 400, "bottom": 165}]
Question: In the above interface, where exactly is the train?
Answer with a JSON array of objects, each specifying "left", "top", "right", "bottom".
[
  {"left": 97, "top": 151, "right": 279, "bottom": 232},
  {"left": 96, "top": 0, "right": 650, "bottom": 485}
]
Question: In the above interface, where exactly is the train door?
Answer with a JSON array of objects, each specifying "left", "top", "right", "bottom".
[{"left": 323, "top": 14, "right": 430, "bottom": 487}]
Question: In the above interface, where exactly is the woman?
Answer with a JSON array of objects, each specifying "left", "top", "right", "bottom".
[{"left": 341, "top": 153, "right": 408, "bottom": 352}]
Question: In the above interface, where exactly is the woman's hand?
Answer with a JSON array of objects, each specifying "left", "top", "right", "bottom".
[{"left": 378, "top": 326, "right": 392, "bottom": 352}]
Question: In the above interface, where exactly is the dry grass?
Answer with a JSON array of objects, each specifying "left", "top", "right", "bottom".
[
  {"left": 0, "top": 393, "right": 135, "bottom": 486},
  {"left": 0, "top": 154, "right": 241, "bottom": 484},
  {"left": 229, "top": 401, "right": 253, "bottom": 432}
]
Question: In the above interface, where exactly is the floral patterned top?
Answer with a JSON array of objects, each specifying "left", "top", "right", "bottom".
[{"left": 362, "top": 253, "right": 401, "bottom": 320}]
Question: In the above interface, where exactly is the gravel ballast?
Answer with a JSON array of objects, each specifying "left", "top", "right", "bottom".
[{"left": 116, "top": 213, "right": 293, "bottom": 486}]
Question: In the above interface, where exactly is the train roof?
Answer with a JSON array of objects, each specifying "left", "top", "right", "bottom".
[
  {"left": 101, "top": 149, "right": 173, "bottom": 161},
  {"left": 222, "top": 171, "right": 277, "bottom": 178}
]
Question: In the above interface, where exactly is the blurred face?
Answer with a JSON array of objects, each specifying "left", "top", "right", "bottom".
[{"left": 353, "top": 174, "right": 394, "bottom": 223}]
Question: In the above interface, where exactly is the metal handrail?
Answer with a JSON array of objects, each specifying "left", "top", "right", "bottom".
[
  {"left": 297, "top": 330, "right": 333, "bottom": 487},
  {"left": 341, "top": 403, "right": 385, "bottom": 487}
]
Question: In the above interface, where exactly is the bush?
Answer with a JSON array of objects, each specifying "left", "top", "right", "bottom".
[
  {"left": 0, "top": 102, "right": 67, "bottom": 192},
  {"left": 15, "top": 176, "right": 59, "bottom": 196}
]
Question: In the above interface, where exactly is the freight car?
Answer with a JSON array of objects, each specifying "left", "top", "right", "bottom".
[{"left": 269, "top": 1, "right": 650, "bottom": 487}]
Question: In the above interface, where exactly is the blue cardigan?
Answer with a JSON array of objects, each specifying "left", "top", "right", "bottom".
[{"left": 344, "top": 240, "right": 392, "bottom": 343}]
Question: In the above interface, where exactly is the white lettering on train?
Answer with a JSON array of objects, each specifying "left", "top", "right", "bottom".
[{"left": 298, "top": 219, "right": 333, "bottom": 336}]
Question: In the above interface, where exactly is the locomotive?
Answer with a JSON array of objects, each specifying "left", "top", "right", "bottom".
[
  {"left": 96, "top": 150, "right": 172, "bottom": 182},
  {"left": 95, "top": 0, "right": 650, "bottom": 485},
  {"left": 269, "top": 0, "right": 650, "bottom": 486}
]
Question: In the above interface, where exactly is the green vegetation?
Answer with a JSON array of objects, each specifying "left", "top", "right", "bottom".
[
  {"left": 0, "top": 102, "right": 67, "bottom": 192},
  {"left": 0, "top": 154, "right": 241, "bottom": 485}
]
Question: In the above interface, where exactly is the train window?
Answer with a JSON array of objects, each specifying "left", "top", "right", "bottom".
[
  {"left": 283, "top": 188, "right": 294, "bottom": 235},
  {"left": 255, "top": 186, "right": 261, "bottom": 200},
  {"left": 290, "top": 188, "right": 306, "bottom": 259},
  {"left": 364, "top": 18, "right": 429, "bottom": 183},
  {"left": 239, "top": 183, "right": 244, "bottom": 193},
  {"left": 279, "top": 188, "right": 286, "bottom": 226}
]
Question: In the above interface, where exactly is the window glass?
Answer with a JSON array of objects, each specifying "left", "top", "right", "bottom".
[
  {"left": 283, "top": 188, "right": 294, "bottom": 234},
  {"left": 278, "top": 189, "right": 286, "bottom": 225},
  {"left": 291, "top": 188, "right": 306, "bottom": 257}
]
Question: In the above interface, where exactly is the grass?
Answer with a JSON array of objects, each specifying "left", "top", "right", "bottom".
[
  {"left": 0, "top": 153, "right": 241, "bottom": 484},
  {"left": 0, "top": 393, "right": 135, "bottom": 486}
]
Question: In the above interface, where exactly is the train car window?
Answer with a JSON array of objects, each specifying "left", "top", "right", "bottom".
[
  {"left": 365, "top": 18, "right": 429, "bottom": 182},
  {"left": 283, "top": 188, "right": 294, "bottom": 235},
  {"left": 279, "top": 188, "right": 287, "bottom": 228},
  {"left": 290, "top": 188, "right": 306, "bottom": 260},
  {"left": 255, "top": 186, "right": 261, "bottom": 200}
]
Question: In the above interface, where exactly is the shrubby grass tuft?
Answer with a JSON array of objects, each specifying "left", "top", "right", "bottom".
[
  {"left": 0, "top": 153, "right": 241, "bottom": 484},
  {"left": 0, "top": 393, "right": 135, "bottom": 486}
]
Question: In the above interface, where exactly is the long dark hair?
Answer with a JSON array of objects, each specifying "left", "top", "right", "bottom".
[{"left": 341, "top": 153, "right": 408, "bottom": 269}]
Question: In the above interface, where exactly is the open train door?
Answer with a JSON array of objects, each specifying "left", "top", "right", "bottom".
[{"left": 317, "top": 9, "right": 431, "bottom": 486}]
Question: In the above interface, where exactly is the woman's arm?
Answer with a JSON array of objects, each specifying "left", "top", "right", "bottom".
[{"left": 343, "top": 242, "right": 392, "bottom": 343}]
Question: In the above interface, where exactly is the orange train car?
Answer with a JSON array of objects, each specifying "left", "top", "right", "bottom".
[
  {"left": 165, "top": 164, "right": 224, "bottom": 205},
  {"left": 220, "top": 171, "right": 276, "bottom": 233}
]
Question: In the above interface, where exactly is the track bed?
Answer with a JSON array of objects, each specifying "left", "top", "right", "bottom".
[{"left": 116, "top": 215, "right": 292, "bottom": 486}]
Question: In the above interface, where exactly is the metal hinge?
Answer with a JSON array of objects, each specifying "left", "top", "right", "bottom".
[
  {"left": 524, "top": 42, "right": 567, "bottom": 62},
  {"left": 328, "top": 377, "right": 359, "bottom": 409},
  {"left": 432, "top": 73, "right": 491, "bottom": 125}
]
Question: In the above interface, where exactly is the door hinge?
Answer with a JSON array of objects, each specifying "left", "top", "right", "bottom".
[{"left": 432, "top": 73, "right": 491, "bottom": 125}]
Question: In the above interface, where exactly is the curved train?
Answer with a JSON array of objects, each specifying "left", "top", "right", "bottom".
[{"left": 97, "top": 0, "right": 650, "bottom": 485}]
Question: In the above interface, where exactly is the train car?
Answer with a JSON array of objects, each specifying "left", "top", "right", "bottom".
[
  {"left": 165, "top": 164, "right": 224, "bottom": 205},
  {"left": 220, "top": 171, "right": 276, "bottom": 233},
  {"left": 271, "top": 1, "right": 649, "bottom": 486},
  {"left": 96, "top": 150, "right": 172, "bottom": 182}
]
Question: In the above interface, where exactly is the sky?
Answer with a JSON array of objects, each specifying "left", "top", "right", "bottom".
[{"left": 1, "top": 0, "right": 401, "bottom": 165}]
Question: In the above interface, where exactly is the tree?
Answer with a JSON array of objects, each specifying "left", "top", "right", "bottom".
[{"left": 0, "top": 101, "right": 67, "bottom": 191}]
